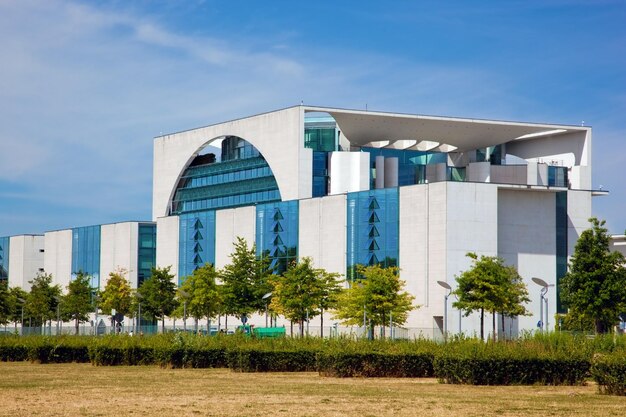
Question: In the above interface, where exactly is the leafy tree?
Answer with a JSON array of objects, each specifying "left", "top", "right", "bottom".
[
  {"left": 334, "top": 265, "right": 415, "bottom": 339},
  {"left": 561, "top": 217, "right": 626, "bottom": 334},
  {"left": 26, "top": 272, "right": 61, "bottom": 330},
  {"left": 220, "top": 237, "right": 272, "bottom": 324},
  {"left": 270, "top": 257, "right": 342, "bottom": 336},
  {"left": 138, "top": 266, "right": 178, "bottom": 333},
  {"left": 177, "top": 263, "right": 221, "bottom": 330},
  {"left": 0, "top": 280, "right": 10, "bottom": 328},
  {"left": 8, "top": 287, "right": 28, "bottom": 331},
  {"left": 452, "top": 253, "right": 529, "bottom": 341},
  {"left": 60, "top": 272, "right": 93, "bottom": 334},
  {"left": 100, "top": 269, "right": 133, "bottom": 329}
]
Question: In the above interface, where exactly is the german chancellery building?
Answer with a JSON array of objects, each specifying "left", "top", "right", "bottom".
[
  {"left": 1, "top": 105, "right": 605, "bottom": 337},
  {"left": 151, "top": 105, "right": 598, "bottom": 336}
]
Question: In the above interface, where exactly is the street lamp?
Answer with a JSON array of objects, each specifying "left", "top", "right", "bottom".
[
  {"left": 262, "top": 292, "right": 272, "bottom": 328},
  {"left": 437, "top": 281, "right": 452, "bottom": 341},
  {"left": 17, "top": 298, "right": 25, "bottom": 336},
  {"left": 179, "top": 290, "right": 189, "bottom": 332},
  {"left": 532, "top": 277, "right": 549, "bottom": 332}
]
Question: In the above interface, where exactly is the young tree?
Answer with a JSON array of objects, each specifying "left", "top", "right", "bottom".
[
  {"left": 452, "top": 253, "right": 529, "bottom": 341},
  {"left": 0, "top": 280, "right": 11, "bottom": 329},
  {"left": 60, "top": 272, "right": 93, "bottom": 335},
  {"left": 561, "top": 218, "right": 626, "bottom": 334},
  {"left": 334, "top": 265, "right": 415, "bottom": 339},
  {"left": 270, "top": 257, "right": 342, "bottom": 336},
  {"left": 220, "top": 237, "right": 272, "bottom": 324},
  {"left": 138, "top": 266, "right": 178, "bottom": 333},
  {"left": 177, "top": 263, "right": 221, "bottom": 331},
  {"left": 100, "top": 269, "right": 133, "bottom": 331},
  {"left": 26, "top": 272, "right": 61, "bottom": 330},
  {"left": 8, "top": 287, "right": 28, "bottom": 331}
]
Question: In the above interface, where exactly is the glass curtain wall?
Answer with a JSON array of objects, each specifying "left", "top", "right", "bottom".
[
  {"left": 71, "top": 225, "right": 101, "bottom": 289},
  {"left": 179, "top": 211, "right": 216, "bottom": 285},
  {"left": 0, "top": 236, "right": 9, "bottom": 283},
  {"left": 137, "top": 224, "right": 156, "bottom": 287},
  {"left": 256, "top": 201, "right": 298, "bottom": 274},
  {"left": 346, "top": 188, "right": 399, "bottom": 281},
  {"left": 555, "top": 191, "right": 568, "bottom": 313}
]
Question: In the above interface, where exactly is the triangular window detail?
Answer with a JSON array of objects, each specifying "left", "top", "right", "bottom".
[
  {"left": 193, "top": 231, "right": 203, "bottom": 240},
  {"left": 368, "top": 212, "right": 380, "bottom": 223},
  {"left": 194, "top": 219, "right": 203, "bottom": 230},
  {"left": 193, "top": 243, "right": 203, "bottom": 253},
  {"left": 193, "top": 254, "right": 203, "bottom": 264},
  {"left": 368, "top": 239, "right": 380, "bottom": 251},
  {"left": 273, "top": 222, "right": 284, "bottom": 233},
  {"left": 368, "top": 225, "right": 380, "bottom": 237},
  {"left": 273, "top": 210, "right": 284, "bottom": 220},
  {"left": 273, "top": 235, "right": 284, "bottom": 246},
  {"left": 367, "top": 253, "right": 379, "bottom": 265},
  {"left": 368, "top": 199, "right": 380, "bottom": 210}
]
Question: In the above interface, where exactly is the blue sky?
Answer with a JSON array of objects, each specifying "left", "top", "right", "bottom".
[{"left": 0, "top": 0, "right": 624, "bottom": 236}]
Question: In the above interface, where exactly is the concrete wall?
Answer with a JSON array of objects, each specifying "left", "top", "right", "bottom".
[
  {"left": 156, "top": 216, "right": 180, "bottom": 282},
  {"left": 329, "top": 151, "right": 370, "bottom": 195},
  {"left": 498, "top": 189, "right": 557, "bottom": 333},
  {"left": 490, "top": 165, "right": 527, "bottom": 185},
  {"left": 43, "top": 230, "right": 73, "bottom": 290},
  {"left": 215, "top": 206, "right": 256, "bottom": 269},
  {"left": 153, "top": 106, "right": 307, "bottom": 220},
  {"left": 298, "top": 194, "right": 347, "bottom": 276},
  {"left": 100, "top": 222, "right": 139, "bottom": 290},
  {"left": 8, "top": 235, "right": 44, "bottom": 290}
]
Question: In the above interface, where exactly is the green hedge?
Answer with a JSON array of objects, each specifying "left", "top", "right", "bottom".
[
  {"left": 317, "top": 351, "right": 433, "bottom": 377},
  {"left": 592, "top": 352, "right": 626, "bottom": 396}
]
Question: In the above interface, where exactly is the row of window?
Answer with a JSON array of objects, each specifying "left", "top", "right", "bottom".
[
  {"left": 182, "top": 166, "right": 273, "bottom": 189},
  {"left": 176, "top": 189, "right": 281, "bottom": 213}
]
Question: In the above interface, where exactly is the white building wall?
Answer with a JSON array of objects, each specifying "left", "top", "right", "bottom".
[
  {"left": 298, "top": 194, "right": 347, "bottom": 276},
  {"left": 156, "top": 216, "right": 179, "bottom": 282},
  {"left": 99, "top": 222, "right": 139, "bottom": 290},
  {"left": 498, "top": 189, "right": 556, "bottom": 333},
  {"left": 329, "top": 152, "right": 370, "bottom": 195},
  {"left": 43, "top": 230, "right": 73, "bottom": 291},
  {"left": 215, "top": 206, "right": 256, "bottom": 269},
  {"left": 567, "top": 190, "right": 592, "bottom": 256},
  {"left": 8, "top": 235, "right": 44, "bottom": 290}
]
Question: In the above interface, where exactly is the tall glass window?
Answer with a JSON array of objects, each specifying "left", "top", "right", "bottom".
[
  {"left": 179, "top": 210, "right": 216, "bottom": 285},
  {"left": 256, "top": 201, "right": 298, "bottom": 274},
  {"left": 361, "top": 147, "right": 446, "bottom": 188},
  {"left": 548, "top": 166, "right": 568, "bottom": 187},
  {"left": 312, "top": 151, "right": 329, "bottom": 197},
  {"left": 0, "top": 236, "right": 9, "bottom": 283},
  {"left": 556, "top": 191, "right": 568, "bottom": 313},
  {"left": 346, "top": 188, "right": 399, "bottom": 281},
  {"left": 71, "top": 225, "right": 101, "bottom": 289},
  {"left": 137, "top": 224, "right": 156, "bottom": 287}
]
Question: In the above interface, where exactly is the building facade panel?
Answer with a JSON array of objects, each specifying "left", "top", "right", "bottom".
[
  {"left": 43, "top": 230, "right": 73, "bottom": 291},
  {"left": 215, "top": 206, "right": 256, "bottom": 269},
  {"left": 156, "top": 216, "right": 179, "bottom": 282}
]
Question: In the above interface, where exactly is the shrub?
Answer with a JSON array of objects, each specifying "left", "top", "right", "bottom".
[
  {"left": 592, "top": 352, "right": 626, "bottom": 396},
  {"left": 317, "top": 351, "right": 433, "bottom": 377}
]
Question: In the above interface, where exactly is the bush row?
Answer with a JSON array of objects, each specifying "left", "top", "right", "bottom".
[{"left": 1, "top": 334, "right": 624, "bottom": 392}]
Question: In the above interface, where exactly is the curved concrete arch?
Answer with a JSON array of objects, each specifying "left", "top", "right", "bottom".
[{"left": 153, "top": 106, "right": 308, "bottom": 219}]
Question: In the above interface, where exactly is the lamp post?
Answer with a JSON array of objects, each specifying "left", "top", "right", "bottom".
[
  {"left": 262, "top": 292, "right": 272, "bottom": 328},
  {"left": 532, "top": 277, "right": 549, "bottom": 332},
  {"left": 17, "top": 298, "right": 25, "bottom": 336},
  {"left": 93, "top": 295, "right": 100, "bottom": 336},
  {"left": 437, "top": 280, "right": 452, "bottom": 341},
  {"left": 54, "top": 296, "right": 61, "bottom": 336},
  {"left": 179, "top": 290, "right": 189, "bottom": 332}
]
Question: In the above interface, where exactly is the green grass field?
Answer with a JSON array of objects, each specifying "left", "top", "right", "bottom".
[{"left": 0, "top": 362, "right": 623, "bottom": 417}]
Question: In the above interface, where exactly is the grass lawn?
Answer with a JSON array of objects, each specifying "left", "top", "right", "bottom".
[{"left": 0, "top": 362, "right": 623, "bottom": 417}]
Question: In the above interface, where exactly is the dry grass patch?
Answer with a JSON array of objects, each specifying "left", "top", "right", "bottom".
[{"left": 0, "top": 362, "right": 623, "bottom": 417}]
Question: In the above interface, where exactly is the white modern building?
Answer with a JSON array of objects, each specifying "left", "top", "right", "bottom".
[
  {"left": 0, "top": 234, "right": 45, "bottom": 290},
  {"left": 153, "top": 105, "right": 600, "bottom": 337}
]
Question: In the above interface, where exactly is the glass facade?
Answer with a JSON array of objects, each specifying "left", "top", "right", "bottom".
[
  {"left": 346, "top": 188, "right": 399, "bottom": 281},
  {"left": 179, "top": 210, "right": 216, "bottom": 285},
  {"left": 256, "top": 201, "right": 298, "bottom": 274},
  {"left": 555, "top": 191, "right": 568, "bottom": 313},
  {"left": 548, "top": 166, "right": 568, "bottom": 187},
  {"left": 172, "top": 137, "right": 280, "bottom": 215},
  {"left": 0, "top": 236, "right": 9, "bottom": 283},
  {"left": 71, "top": 225, "right": 101, "bottom": 289},
  {"left": 304, "top": 127, "right": 338, "bottom": 152},
  {"left": 361, "top": 147, "right": 446, "bottom": 188},
  {"left": 312, "top": 151, "right": 329, "bottom": 197},
  {"left": 137, "top": 224, "right": 156, "bottom": 287}
]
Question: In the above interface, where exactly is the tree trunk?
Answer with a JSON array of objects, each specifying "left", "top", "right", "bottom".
[
  {"left": 595, "top": 319, "right": 606, "bottom": 334},
  {"left": 480, "top": 308, "right": 484, "bottom": 341},
  {"left": 300, "top": 320, "right": 304, "bottom": 337},
  {"left": 320, "top": 309, "right": 324, "bottom": 338},
  {"left": 75, "top": 317, "right": 79, "bottom": 335},
  {"left": 161, "top": 315, "right": 165, "bottom": 334},
  {"left": 500, "top": 313, "right": 505, "bottom": 341},
  {"left": 492, "top": 311, "right": 496, "bottom": 342},
  {"left": 224, "top": 316, "right": 228, "bottom": 333}
]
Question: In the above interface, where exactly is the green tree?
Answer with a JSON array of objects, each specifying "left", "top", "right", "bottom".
[
  {"left": 177, "top": 263, "right": 221, "bottom": 331},
  {"left": 100, "top": 269, "right": 133, "bottom": 330},
  {"left": 0, "top": 280, "right": 10, "bottom": 328},
  {"left": 61, "top": 272, "right": 93, "bottom": 335},
  {"left": 452, "top": 253, "right": 529, "bottom": 341},
  {"left": 334, "top": 265, "right": 415, "bottom": 339},
  {"left": 138, "top": 266, "right": 178, "bottom": 333},
  {"left": 8, "top": 287, "right": 28, "bottom": 332},
  {"left": 270, "top": 257, "right": 342, "bottom": 336},
  {"left": 561, "top": 217, "right": 626, "bottom": 334},
  {"left": 26, "top": 272, "right": 61, "bottom": 331},
  {"left": 220, "top": 237, "right": 272, "bottom": 324}
]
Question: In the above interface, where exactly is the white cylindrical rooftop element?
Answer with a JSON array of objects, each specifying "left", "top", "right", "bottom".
[
  {"left": 375, "top": 156, "right": 385, "bottom": 189},
  {"left": 384, "top": 157, "right": 399, "bottom": 188}
]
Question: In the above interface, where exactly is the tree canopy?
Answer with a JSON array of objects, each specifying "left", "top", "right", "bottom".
[
  {"left": 61, "top": 272, "right": 94, "bottom": 334},
  {"left": 220, "top": 237, "right": 272, "bottom": 323},
  {"left": 334, "top": 265, "right": 415, "bottom": 338},
  {"left": 26, "top": 272, "right": 61, "bottom": 328},
  {"left": 177, "top": 263, "right": 221, "bottom": 328},
  {"left": 138, "top": 266, "right": 178, "bottom": 333},
  {"left": 561, "top": 217, "right": 626, "bottom": 334},
  {"left": 452, "top": 253, "right": 529, "bottom": 340},
  {"left": 99, "top": 269, "right": 133, "bottom": 327}
]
